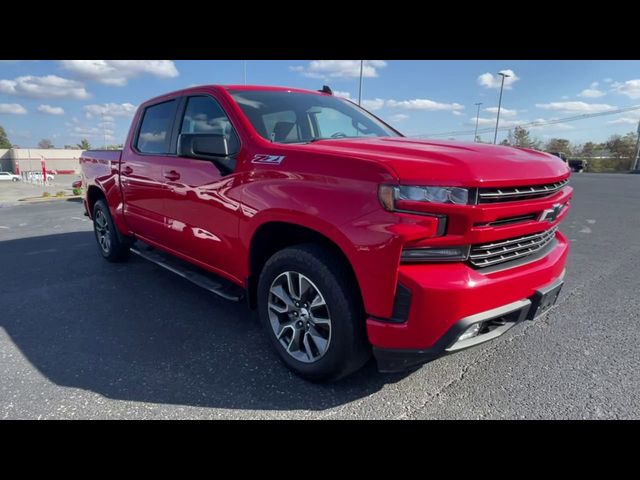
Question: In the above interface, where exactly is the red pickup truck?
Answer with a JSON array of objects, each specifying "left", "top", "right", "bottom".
[{"left": 80, "top": 84, "right": 572, "bottom": 381}]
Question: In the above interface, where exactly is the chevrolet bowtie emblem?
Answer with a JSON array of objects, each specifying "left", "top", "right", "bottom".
[{"left": 539, "top": 203, "right": 563, "bottom": 223}]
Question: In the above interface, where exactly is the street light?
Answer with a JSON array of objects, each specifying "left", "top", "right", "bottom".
[
  {"left": 358, "top": 60, "right": 364, "bottom": 106},
  {"left": 474, "top": 102, "right": 483, "bottom": 142},
  {"left": 493, "top": 72, "right": 511, "bottom": 144}
]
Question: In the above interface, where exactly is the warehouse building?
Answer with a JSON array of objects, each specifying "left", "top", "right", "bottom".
[{"left": 0, "top": 148, "right": 85, "bottom": 174}]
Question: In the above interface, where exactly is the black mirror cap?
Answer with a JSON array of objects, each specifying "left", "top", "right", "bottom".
[
  {"left": 178, "top": 133, "right": 239, "bottom": 158},
  {"left": 177, "top": 133, "right": 239, "bottom": 174}
]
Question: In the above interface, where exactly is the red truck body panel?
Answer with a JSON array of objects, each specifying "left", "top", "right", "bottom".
[{"left": 81, "top": 84, "right": 572, "bottom": 354}]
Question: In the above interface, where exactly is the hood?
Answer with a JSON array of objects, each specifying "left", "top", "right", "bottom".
[{"left": 302, "top": 137, "right": 570, "bottom": 186}]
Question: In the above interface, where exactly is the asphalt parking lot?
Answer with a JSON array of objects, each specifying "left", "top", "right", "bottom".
[{"left": 0, "top": 173, "right": 639, "bottom": 419}]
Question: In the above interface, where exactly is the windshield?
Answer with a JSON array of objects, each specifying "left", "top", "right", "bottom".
[{"left": 228, "top": 89, "right": 401, "bottom": 144}]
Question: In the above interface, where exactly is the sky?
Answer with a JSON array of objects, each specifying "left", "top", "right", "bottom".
[{"left": 1, "top": 60, "right": 639, "bottom": 148}]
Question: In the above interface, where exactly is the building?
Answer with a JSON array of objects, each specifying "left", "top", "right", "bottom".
[{"left": 0, "top": 148, "right": 85, "bottom": 174}]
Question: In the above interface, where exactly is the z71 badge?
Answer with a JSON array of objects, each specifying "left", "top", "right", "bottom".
[{"left": 251, "top": 154, "right": 285, "bottom": 165}]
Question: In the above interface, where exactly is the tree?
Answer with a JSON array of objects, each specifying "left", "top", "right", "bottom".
[
  {"left": 605, "top": 132, "right": 637, "bottom": 159},
  {"left": 0, "top": 125, "right": 11, "bottom": 149},
  {"left": 38, "top": 138, "right": 54, "bottom": 149},
  {"left": 77, "top": 138, "right": 91, "bottom": 150},
  {"left": 544, "top": 138, "right": 572, "bottom": 157},
  {"left": 512, "top": 126, "right": 541, "bottom": 149},
  {"left": 579, "top": 141, "right": 600, "bottom": 158}
]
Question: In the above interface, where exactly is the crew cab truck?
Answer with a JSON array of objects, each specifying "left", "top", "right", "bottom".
[{"left": 80, "top": 85, "right": 572, "bottom": 381}]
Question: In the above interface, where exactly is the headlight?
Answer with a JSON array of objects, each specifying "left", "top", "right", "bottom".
[{"left": 379, "top": 185, "right": 470, "bottom": 210}]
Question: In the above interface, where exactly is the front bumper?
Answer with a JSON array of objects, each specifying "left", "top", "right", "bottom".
[{"left": 369, "top": 231, "right": 569, "bottom": 372}]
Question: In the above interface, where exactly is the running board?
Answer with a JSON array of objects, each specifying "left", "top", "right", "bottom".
[{"left": 130, "top": 243, "right": 244, "bottom": 302}]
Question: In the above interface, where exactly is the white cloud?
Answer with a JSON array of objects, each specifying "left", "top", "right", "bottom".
[
  {"left": 579, "top": 88, "right": 605, "bottom": 98},
  {"left": 612, "top": 79, "right": 640, "bottom": 99},
  {"left": 477, "top": 69, "right": 519, "bottom": 89},
  {"left": 389, "top": 113, "right": 409, "bottom": 123},
  {"left": 362, "top": 98, "right": 385, "bottom": 111},
  {"left": 37, "top": 104, "right": 65, "bottom": 115},
  {"left": 452, "top": 111, "right": 463, "bottom": 116},
  {"left": 607, "top": 110, "right": 640, "bottom": 125},
  {"left": 333, "top": 90, "right": 352, "bottom": 99},
  {"left": 603, "top": 78, "right": 614, "bottom": 83},
  {"left": 473, "top": 117, "right": 520, "bottom": 128},
  {"left": 578, "top": 83, "right": 605, "bottom": 98},
  {"left": 535, "top": 101, "right": 614, "bottom": 113},
  {"left": 0, "top": 103, "right": 27, "bottom": 115},
  {"left": 71, "top": 125, "right": 116, "bottom": 142},
  {"left": 0, "top": 75, "right": 89, "bottom": 99},
  {"left": 59, "top": 60, "right": 179, "bottom": 86},
  {"left": 386, "top": 98, "right": 464, "bottom": 112},
  {"left": 83, "top": 102, "right": 137, "bottom": 118},
  {"left": 484, "top": 106, "right": 517, "bottom": 117},
  {"left": 289, "top": 60, "right": 387, "bottom": 79}
]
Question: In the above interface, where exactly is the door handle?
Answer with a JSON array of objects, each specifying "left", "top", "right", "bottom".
[
  {"left": 122, "top": 165, "right": 133, "bottom": 175},
  {"left": 164, "top": 170, "right": 180, "bottom": 181}
]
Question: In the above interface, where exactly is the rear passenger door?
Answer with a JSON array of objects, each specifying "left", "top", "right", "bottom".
[
  {"left": 161, "top": 94, "right": 243, "bottom": 279},
  {"left": 121, "top": 99, "right": 179, "bottom": 244}
]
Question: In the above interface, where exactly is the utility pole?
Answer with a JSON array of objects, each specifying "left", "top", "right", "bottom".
[
  {"left": 493, "top": 72, "right": 511, "bottom": 144},
  {"left": 474, "top": 102, "right": 483, "bottom": 142},
  {"left": 632, "top": 119, "right": 640, "bottom": 171},
  {"left": 243, "top": 61, "right": 247, "bottom": 85},
  {"left": 358, "top": 60, "right": 364, "bottom": 106}
]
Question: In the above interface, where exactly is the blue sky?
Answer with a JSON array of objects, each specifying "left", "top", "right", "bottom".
[{"left": 1, "top": 60, "right": 639, "bottom": 148}]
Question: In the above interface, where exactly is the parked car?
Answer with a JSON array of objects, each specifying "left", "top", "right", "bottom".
[
  {"left": 80, "top": 84, "right": 572, "bottom": 381},
  {"left": 0, "top": 171, "right": 21, "bottom": 182},
  {"left": 568, "top": 158, "right": 587, "bottom": 173},
  {"left": 30, "top": 171, "right": 55, "bottom": 182}
]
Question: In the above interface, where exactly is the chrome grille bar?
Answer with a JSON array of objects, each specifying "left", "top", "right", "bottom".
[
  {"left": 478, "top": 179, "right": 569, "bottom": 203},
  {"left": 469, "top": 226, "right": 558, "bottom": 268}
]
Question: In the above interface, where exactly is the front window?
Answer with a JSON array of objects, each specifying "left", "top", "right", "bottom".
[{"left": 228, "top": 89, "right": 400, "bottom": 144}]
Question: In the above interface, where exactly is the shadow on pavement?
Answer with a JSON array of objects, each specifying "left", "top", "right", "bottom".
[{"left": 0, "top": 232, "right": 409, "bottom": 412}]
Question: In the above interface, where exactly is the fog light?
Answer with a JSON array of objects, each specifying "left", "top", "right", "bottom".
[{"left": 458, "top": 323, "right": 481, "bottom": 342}]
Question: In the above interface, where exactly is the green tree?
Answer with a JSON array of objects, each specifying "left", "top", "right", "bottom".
[
  {"left": 0, "top": 125, "right": 12, "bottom": 149},
  {"left": 579, "top": 141, "right": 600, "bottom": 158},
  {"left": 606, "top": 132, "right": 637, "bottom": 159},
  {"left": 76, "top": 138, "right": 91, "bottom": 150},
  {"left": 544, "top": 138, "right": 572, "bottom": 157},
  {"left": 38, "top": 138, "right": 54, "bottom": 149},
  {"left": 512, "top": 126, "right": 541, "bottom": 149}
]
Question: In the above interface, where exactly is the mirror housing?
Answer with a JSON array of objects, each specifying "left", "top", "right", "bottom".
[{"left": 177, "top": 133, "right": 238, "bottom": 174}]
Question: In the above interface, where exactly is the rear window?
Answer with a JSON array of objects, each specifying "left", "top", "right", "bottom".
[{"left": 136, "top": 100, "right": 177, "bottom": 154}]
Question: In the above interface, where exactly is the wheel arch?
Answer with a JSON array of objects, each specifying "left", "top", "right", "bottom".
[{"left": 246, "top": 220, "right": 364, "bottom": 314}]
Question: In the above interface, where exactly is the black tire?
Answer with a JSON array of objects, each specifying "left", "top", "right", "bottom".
[
  {"left": 92, "top": 199, "right": 132, "bottom": 262},
  {"left": 257, "top": 243, "right": 370, "bottom": 382},
  {"left": 12, "top": 178, "right": 19, "bottom": 182}
]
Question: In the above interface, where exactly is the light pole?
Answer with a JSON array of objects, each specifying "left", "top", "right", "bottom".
[
  {"left": 493, "top": 72, "right": 511, "bottom": 144},
  {"left": 474, "top": 102, "right": 483, "bottom": 142},
  {"left": 243, "top": 60, "right": 247, "bottom": 85},
  {"left": 632, "top": 119, "right": 640, "bottom": 171},
  {"left": 358, "top": 60, "right": 364, "bottom": 106}
]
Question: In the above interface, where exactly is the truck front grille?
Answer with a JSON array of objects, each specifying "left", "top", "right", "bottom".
[
  {"left": 478, "top": 179, "right": 568, "bottom": 203},
  {"left": 468, "top": 226, "right": 558, "bottom": 268}
]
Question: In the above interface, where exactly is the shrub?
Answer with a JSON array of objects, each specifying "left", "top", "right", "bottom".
[
  {"left": 56, "top": 191, "right": 66, "bottom": 197},
  {"left": 42, "top": 192, "right": 51, "bottom": 197}
]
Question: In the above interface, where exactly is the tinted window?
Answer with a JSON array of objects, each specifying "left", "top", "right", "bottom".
[
  {"left": 229, "top": 89, "right": 399, "bottom": 144},
  {"left": 179, "top": 96, "right": 239, "bottom": 152},
  {"left": 136, "top": 100, "right": 177, "bottom": 154}
]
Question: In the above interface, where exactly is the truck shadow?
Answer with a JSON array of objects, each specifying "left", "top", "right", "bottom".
[{"left": 0, "top": 232, "right": 410, "bottom": 412}]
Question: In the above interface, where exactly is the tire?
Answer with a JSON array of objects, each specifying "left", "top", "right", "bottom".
[
  {"left": 257, "top": 243, "right": 370, "bottom": 382},
  {"left": 92, "top": 199, "right": 132, "bottom": 262},
  {"left": 12, "top": 178, "right": 18, "bottom": 182}
]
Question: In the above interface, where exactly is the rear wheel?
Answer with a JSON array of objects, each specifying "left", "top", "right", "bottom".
[
  {"left": 257, "top": 244, "right": 370, "bottom": 381},
  {"left": 92, "top": 200, "right": 131, "bottom": 262}
]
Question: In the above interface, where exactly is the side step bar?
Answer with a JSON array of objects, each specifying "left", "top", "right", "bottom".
[{"left": 130, "top": 242, "right": 244, "bottom": 302}]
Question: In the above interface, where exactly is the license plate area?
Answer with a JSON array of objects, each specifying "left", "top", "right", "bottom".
[{"left": 527, "top": 280, "right": 563, "bottom": 320}]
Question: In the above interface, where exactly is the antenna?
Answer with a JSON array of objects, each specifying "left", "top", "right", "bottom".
[{"left": 318, "top": 85, "right": 333, "bottom": 95}]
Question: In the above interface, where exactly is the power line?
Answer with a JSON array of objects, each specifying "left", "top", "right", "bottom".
[{"left": 409, "top": 104, "right": 640, "bottom": 139}]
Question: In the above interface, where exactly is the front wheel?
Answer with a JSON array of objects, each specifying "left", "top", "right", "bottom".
[
  {"left": 257, "top": 244, "right": 370, "bottom": 381},
  {"left": 92, "top": 200, "right": 131, "bottom": 262}
]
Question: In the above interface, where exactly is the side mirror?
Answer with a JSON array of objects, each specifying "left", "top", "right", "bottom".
[{"left": 177, "top": 133, "right": 238, "bottom": 174}]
